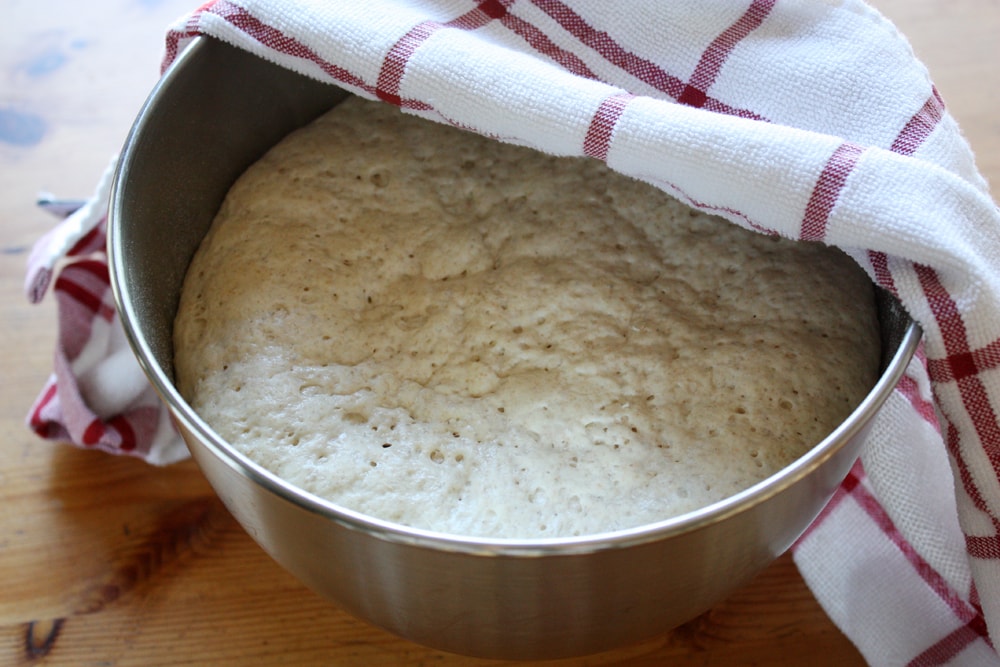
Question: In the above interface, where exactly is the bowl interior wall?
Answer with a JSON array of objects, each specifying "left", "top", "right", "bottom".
[{"left": 111, "top": 38, "right": 348, "bottom": 385}]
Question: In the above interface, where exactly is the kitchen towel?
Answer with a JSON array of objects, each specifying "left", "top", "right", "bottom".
[{"left": 24, "top": 1, "right": 1000, "bottom": 664}]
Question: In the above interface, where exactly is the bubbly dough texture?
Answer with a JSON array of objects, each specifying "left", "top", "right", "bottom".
[{"left": 174, "top": 96, "right": 881, "bottom": 539}]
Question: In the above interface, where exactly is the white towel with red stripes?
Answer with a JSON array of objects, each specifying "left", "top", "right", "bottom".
[{"left": 24, "top": 1, "right": 1000, "bottom": 663}]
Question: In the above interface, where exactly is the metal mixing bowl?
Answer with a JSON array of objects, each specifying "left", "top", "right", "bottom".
[{"left": 108, "top": 36, "right": 921, "bottom": 660}]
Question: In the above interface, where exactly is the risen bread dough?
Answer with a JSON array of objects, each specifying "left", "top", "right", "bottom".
[{"left": 174, "top": 96, "right": 881, "bottom": 539}]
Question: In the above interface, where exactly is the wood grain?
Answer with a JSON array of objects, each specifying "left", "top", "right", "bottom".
[{"left": 1, "top": 1, "right": 996, "bottom": 665}]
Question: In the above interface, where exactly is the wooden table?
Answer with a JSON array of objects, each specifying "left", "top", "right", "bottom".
[{"left": 2, "top": 2, "right": 996, "bottom": 664}]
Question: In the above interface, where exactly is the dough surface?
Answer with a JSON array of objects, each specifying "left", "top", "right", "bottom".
[{"left": 174, "top": 96, "right": 881, "bottom": 539}]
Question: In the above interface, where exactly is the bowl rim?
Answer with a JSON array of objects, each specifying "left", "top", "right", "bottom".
[{"left": 108, "top": 36, "right": 924, "bottom": 557}]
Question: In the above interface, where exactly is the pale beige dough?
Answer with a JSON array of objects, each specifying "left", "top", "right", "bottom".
[{"left": 174, "top": 96, "right": 881, "bottom": 539}]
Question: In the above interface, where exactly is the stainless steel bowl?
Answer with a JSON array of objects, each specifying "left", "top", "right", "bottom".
[{"left": 108, "top": 36, "right": 921, "bottom": 660}]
